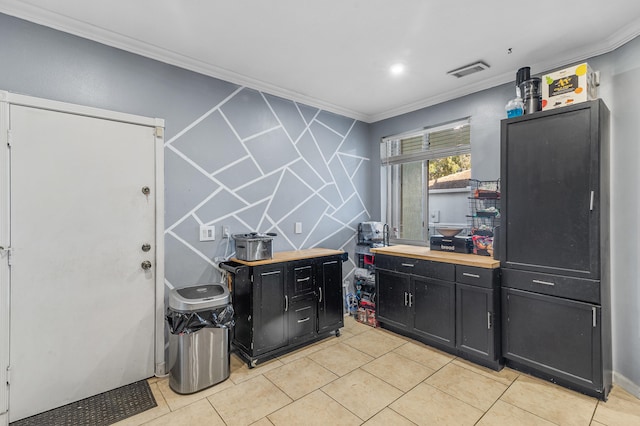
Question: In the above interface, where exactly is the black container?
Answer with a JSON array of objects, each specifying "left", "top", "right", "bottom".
[
  {"left": 519, "top": 77, "right": 542, "bottom": 114},
  {"left": 516, "top": 67, "right": 531, "bottom": 87}
]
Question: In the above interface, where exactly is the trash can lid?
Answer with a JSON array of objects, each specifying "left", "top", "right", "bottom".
[{"left": 169, "top": 284, "right": 230, "bottom": 312}]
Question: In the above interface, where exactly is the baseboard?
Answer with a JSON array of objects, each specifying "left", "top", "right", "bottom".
[{"left": 613, "top": 371, "right": 640, "bottom": 398}]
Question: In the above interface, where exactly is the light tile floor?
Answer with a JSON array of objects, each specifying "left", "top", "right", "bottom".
[{"left": 117, "top": 317, "right": 640, "bottom": 426}]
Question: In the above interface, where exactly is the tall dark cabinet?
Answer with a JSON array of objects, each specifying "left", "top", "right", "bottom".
[{"left": 500, "top": 99, "right": 611, "bottom": 399}]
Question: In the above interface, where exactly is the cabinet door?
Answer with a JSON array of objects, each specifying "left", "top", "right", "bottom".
[
  {"left": 500, "top": 101, "right": 604, "bottom": 280},
  {"left": 412, "top": 277, "right": 455, "bottom": 348},
  {"left": 502, "top": 287, "right": 603, "bottom": 391},
  {"left": 456, "top": 283, "right": 496, "bottom": 361},
  {"left": 253, "top": 265, "right": 288, "bottom": 354},
  {"left": 317, "top": 257, "right": 344, "bottom": 333},
  {"left": 376, "top": 269, "right": 410, "bottom": 329}
]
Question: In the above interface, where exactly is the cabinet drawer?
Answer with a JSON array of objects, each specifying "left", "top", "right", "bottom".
[
  {"left": 456, "top": 266, "right": 499, "bottom": 289},
  {"left": 293, "top": 264, "right": 314, "bottom": 294},
  {"left": 375, "top": 255, "right": 454, "bottom": 281},
  {"left": 374, "top": 254, "right": 399, "bottom": 272},
  {"left": 289, "top": 299, "right": 317, "bottom": 342},
  {"left": 502, "top": 268, "right": 600, "bottom": 304}
]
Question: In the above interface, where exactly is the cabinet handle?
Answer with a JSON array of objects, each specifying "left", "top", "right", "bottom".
[
  {"left": 532, "top": 279, "right": 555, "bottom": 286},
  {"left": 284, "top": 295, "right": 289, "bottom": 312},
  {"left": 318, "top": 287, "right": 323, "bottom": 303},
  {"left": 262, "top": 271, "right": 280, "bottom": 276},
  {"left": 592, "top": 307, "right": 597, "bottom": 327},
  {"left": 590, "top": 191, "right": 595, "bottom": 211},
  {"left": 401, "top": 263, "right": 415, "bottom": 268},
  {"left": 324, "top": 260, "right": 338, "bottom": 265},
  {"left": 408, "top": 292, "right": 413, "bottom": 307},
  {"left": 404, "top": 292, "right": 408, "bottom": 306},
  {"left": 487, "top": 312, "right": 492, "bottom": 329},
  {"left": 298, "top": 317, "right": 310, "bottom": 323},
  {"left": 463, "top": 272, "right": 480, "bottom": 279},
  {"left": 297, "top": 277, "right": 310, "bottom": 282}
]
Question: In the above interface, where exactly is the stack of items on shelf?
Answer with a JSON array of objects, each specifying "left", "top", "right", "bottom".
[
  {"left": 352, "top": 222, "right": 388, "bottom": 327},
  {"left": 468, "top": 179, "right": 500, "bottom": 257},
  {"left": 354, "top": 267, "right": 378, "bottom": 327}
]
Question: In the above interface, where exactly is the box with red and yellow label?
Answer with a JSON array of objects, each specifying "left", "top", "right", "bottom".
[{"left": 542, "top": 63, "right": 597, "bottom": 110}]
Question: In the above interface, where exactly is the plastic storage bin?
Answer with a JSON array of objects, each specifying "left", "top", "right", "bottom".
[{"left": 166, "top": 284, "right": 234, "bottom": 394}]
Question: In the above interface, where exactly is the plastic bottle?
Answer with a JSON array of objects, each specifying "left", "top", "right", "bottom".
[{"left": 505, "top": 97, "right": 524, "bottom": 118}]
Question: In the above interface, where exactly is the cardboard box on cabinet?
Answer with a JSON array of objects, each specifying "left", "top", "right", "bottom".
[{"left": 542, "top": 63, "right": 597, "bottom": 110}]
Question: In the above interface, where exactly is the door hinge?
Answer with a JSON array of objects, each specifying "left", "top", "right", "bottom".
[
  {"left": 154, "top": 127, "right": 164, "bottom": 139},
  {"left": 487, "top": 312, "right": 492, "bottom": 329},
  {"left": 6, "top": 129, "right": 12, "bottom": 148},
  {"left": 592, "top": 307, "right": 597, "bottom": 327},
  {"left": 6, "top": 365, "right": 10, "bottom": 386}
]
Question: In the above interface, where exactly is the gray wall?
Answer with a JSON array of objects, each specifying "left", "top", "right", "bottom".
[
  {"left": 370, "top": 37, "right": 640, "bottom": 396},
  {"left": 0, "top": 13, "right": 372, "bottom": 292}
]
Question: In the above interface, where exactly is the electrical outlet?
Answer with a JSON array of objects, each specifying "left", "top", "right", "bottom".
[
  {"left": 199, "top": 225, "right": 215, "bottom": 241},
  {"left": 223, "top": 226, "right": 231, "bottom": 239},
  {"left": 295, "top": 222, "right": 302, "bottom": 234}
]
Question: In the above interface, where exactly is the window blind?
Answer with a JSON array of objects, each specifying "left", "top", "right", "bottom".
[{"left": 381, "top": 118, "right": 471, "bottom": 165}]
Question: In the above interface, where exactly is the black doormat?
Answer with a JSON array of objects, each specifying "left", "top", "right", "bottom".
[{"left": 10, "top": 380, "right": 157, "bottom": 426}]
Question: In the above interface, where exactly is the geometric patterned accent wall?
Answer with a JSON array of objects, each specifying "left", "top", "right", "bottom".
[{"left": 164, "top": 87, "right": 371, "bottom": 290}]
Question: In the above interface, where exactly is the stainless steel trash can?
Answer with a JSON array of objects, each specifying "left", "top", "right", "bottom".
[{"left": 167, "top": 284, "right": 232, "bottom": 394}]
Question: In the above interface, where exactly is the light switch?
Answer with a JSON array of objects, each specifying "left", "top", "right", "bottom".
[
  {"left": 430, "top": 210, "right": 440, "bottom": 223},
  {"left": 199, "top": 225, "right": 215, "bottom": 241},
  {"left": 295, "top": 222, "right": 303, "bottom": 234}
]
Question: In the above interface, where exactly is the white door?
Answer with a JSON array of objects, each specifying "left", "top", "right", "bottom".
[{"left": 8, "top": 105, "right": 157, "bottom": 421}]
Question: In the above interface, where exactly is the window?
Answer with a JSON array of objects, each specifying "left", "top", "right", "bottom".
[{"left": 381, "top": 118, "right": 471, "bottom": 245}]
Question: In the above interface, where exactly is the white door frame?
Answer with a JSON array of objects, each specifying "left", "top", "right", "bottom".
[{"left": 0, "top": 91, "right": 165, "bottom": 426}]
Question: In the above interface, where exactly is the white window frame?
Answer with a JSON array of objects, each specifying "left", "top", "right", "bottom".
[{"left": 381, "top": 118, "right": 471, "bottom": 245}]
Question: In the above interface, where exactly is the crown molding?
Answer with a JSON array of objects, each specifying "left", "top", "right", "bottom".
[
  {"left": 0, "top": 2, "right": 369, "bottom": 122},
  {"left": 1, "top": 2, "right": 639, "bottom": 124}
]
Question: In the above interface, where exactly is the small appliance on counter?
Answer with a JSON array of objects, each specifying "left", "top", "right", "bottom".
[
  {"left": 232, "top": 232, "right": 277, "bottom": 261},
  {"left": 506, "top": 66, "right": 542, "bottom": 116},
  {"left": 429, "top": 227, "right": 473, "bottom": 254}
]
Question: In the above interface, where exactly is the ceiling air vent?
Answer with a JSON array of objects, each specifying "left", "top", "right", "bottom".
[{"left": 447, "top": 61, "right": 490, "bottom": 78}]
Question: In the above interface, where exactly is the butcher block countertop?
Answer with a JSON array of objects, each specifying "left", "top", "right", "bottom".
[
  {"left": 231, "top": 248, "right": 345, "bottom": 266},
  {"left": 370, "top": 244, "right": 500, "bottom": 269}
]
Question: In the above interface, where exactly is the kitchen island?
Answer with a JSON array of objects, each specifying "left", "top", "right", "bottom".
[
  {"left": 223, "top": 248, "right": 347, "bottom": 367},
  {"left": 371, "top": 245, "right": 502, "bottom": 370}
]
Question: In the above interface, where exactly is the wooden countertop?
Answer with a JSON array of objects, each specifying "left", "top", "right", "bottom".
[
  {"left": 370, "top": 245, "right": 500, "bottom": 269},
  {"left": 231, "top": 248, "right": 345, "bottom": 266}
]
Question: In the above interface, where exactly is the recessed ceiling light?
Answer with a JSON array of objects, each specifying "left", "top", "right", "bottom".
[{"left": 390, "top": 63, "right": 405, "bottom": 76}]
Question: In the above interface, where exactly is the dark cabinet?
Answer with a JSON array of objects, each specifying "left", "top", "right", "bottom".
[
  {"left": 317, "top": 258, "right": 344, "bottom": 333},
  {"left": 252, "top": 265, "right": 287, "bottom": 355},
  {"left": 502, "top": 287, "right": 602, "bottom": 390},
  {"left": 456, "top": 283, "right": 497, "bottom": 361},
  {"left": 377, "top": 266, "right": 456, "bottom": 350},
  {"left": 376, "top": 256, "right": 456, "bottom": 350},
  {"left": 376, "top": 269, "right": 411, "bottom": 329},
  {"left": 375, "top": 254, "right": 500, "bottom": 368},
  {"left": 412, "top": 276, "right": 455, "bottom": 348},
  {"left": 500, "top": 100, "right": 611, "bottom": 399},
  {"left": 501, "top": 101, "right": 605, "bottom": 280},
  {"left": 225, "top": 251, "right": 346, "bottom": 367}
]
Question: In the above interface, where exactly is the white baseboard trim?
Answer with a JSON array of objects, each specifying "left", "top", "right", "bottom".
[{"left": 613, "top": 371, "right": 640, "bottom": 398}]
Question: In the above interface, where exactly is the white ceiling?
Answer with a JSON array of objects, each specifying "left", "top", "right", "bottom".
[{"left": 1, "top": 0, "right": 640, "bottom": 122}]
